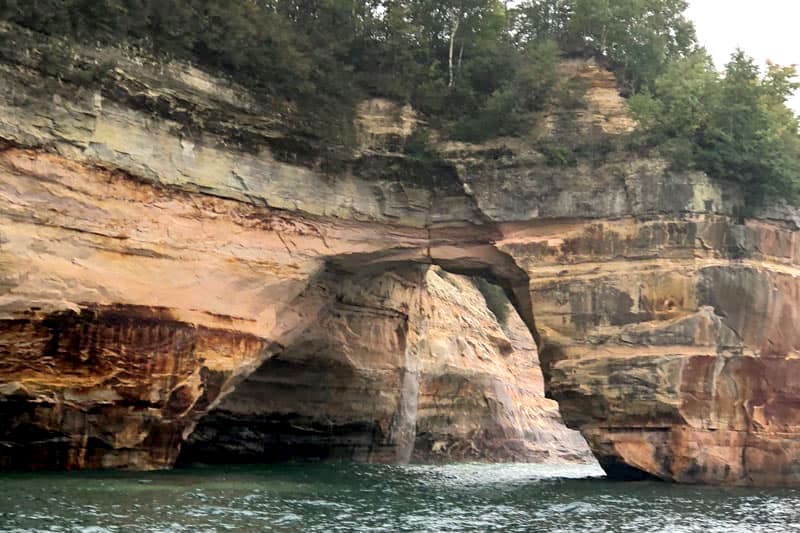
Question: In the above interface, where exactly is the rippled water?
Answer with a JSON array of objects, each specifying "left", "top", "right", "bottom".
[{"left": 1, "top": 463, "right": 800, "bottom": 532}]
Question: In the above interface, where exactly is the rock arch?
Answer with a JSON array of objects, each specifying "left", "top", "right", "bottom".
[
  {"left": 178, "top": 264, "right": 591, "bottom": 466},
  {"left": 0, "top": 146, "right": 563, "bottom": 471}
]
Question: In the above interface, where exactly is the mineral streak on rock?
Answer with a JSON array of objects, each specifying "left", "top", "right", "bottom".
[
  {"left": 3, "top": 24, "right": 800, "bottom": 485},
  {"left": 0, "top": 305, "right": 270, "bottom": 470}
]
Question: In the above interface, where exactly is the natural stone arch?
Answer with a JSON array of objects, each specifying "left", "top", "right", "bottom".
[
  {"left": 0, "top": 145, "right": 555, "bottom": 471},
  {"left": 4, "top": 144, "right": 800, "bottom": 485},
  {"left": 178, "top": 262, "right": 592, "bottom": 466},
  {"left": 2, "top": 39, "right": 800, "bottom": 486}
]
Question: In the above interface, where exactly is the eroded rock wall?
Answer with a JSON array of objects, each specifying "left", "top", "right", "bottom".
[
  {"left": 181, "top": 268, "right": 426, "bottom": 464},
  {"left": 412, "top": 268, "right": 590, "bottom": 463},
  {"left": 0, "top": 305, "right": 269, "bottom": 469},
  {"left": 503, "top": 217, "right": 800, "bottom": 485},
  {"left": 182, "top": 267, "right": 591, "bottom": 464}
]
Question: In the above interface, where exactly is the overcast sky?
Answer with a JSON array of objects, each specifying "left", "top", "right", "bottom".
[{"left": 686, "top": 0, "right": 799, "bottom": 115}]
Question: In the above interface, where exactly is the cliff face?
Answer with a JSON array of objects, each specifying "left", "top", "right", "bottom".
[{"left": 2, "top": 24, "right": 800, "bottom": 485}]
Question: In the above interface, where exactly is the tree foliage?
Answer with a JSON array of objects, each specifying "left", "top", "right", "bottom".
[
  {"left": 512, "top": 0, "right": 696, "bottom": 92},
  {"left": 631, "top": 50, "right": 800, "bottom": 204}
]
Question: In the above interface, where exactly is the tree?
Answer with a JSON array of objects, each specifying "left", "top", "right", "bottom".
[
  {"left": 569, "top": 0, "right": 696, "bottom": 91},
  {"left": 629, "top": 50, "right": 718, "bottom": 140},
  {"left": 511, "top": 0, "right": 574, "bottom": 45},
  {"left": 631, "top": 48, "right": 800, "bottom": 205}
]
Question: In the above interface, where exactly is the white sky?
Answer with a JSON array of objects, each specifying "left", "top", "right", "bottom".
[{"left": 686, "top": 0, "right": 800, "bottom": 115}]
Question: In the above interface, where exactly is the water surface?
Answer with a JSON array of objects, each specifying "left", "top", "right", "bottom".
[{"left": 1, "top": 463, "right": 799, "bottom": 532}]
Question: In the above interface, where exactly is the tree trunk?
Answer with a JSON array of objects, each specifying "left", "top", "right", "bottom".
[
  {"left": 448, "top": 15, "right": 460, "bottom": 88},
  {"left": 600, "top": 25, "right": 608, "bottom": 55}
]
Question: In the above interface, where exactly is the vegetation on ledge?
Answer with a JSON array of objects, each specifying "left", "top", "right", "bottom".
[
  {"left": 0, "top": 0, "right": 694, "bottom": 139},
  {"left": 1, "top": 0, "right": 798, "bottom": 205}
]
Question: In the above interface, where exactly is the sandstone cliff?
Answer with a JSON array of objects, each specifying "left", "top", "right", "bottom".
[{"left": 2, "top": 23, "right": 800, "bottom": 485}]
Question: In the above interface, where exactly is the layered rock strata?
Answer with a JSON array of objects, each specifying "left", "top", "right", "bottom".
[
  {"left": 182, "top": 267, "right": 590, "bottom": 464},
  {"left": 3, "top": 23, "right": 800, "bottom": 485}
]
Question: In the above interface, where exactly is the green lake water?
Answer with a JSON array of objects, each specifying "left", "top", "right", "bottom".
[{"left": 1, "top": 462, "right": 799, "bottom": 532}]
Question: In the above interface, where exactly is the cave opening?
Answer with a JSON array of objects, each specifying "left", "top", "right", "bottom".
[{"left": 177, "top": 264, "right": 594, "bottom": 467}]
